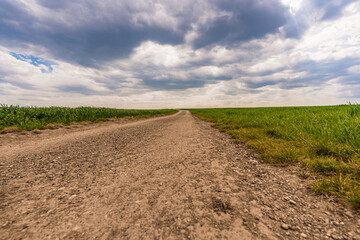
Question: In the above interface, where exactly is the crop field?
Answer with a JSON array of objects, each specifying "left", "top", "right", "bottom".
[
  {"left": 0, "top": 105, "right": 177, "bottom": 133},
  {"left": 190, "top": 105, "right": 360, "bottom": 208}
]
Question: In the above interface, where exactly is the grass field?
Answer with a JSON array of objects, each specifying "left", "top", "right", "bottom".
[
  {"left": 190, "top": 105, "right": 360, "bottom": 209},
  {"left": 0, "top": 105, "right": 177, "bottom": 133}
]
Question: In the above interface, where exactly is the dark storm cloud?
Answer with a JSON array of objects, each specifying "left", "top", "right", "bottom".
[
  {"left": 193, "top": 0, "right": 288, "bottom": 49},
  {"left": 247, "top": 67, "right": 287, "bottom": 77},
  {"left": 142, "top": 75, "right": 232, "bottom": 90},
  {"left": 244, "top": 58, "right": 360, "bottom": 90},
  {"left": 45, "top": 26, "right": 184, "bottom": 67},
  {"left": 35, "top": 0, "right": 72, "bottom": 9},
  {"left": 57, "top": 85, "right": 104, "bottom": 95},
  {"left": 0, "top": 1, "right": 187, "bottom": 67},
  {"left": 136, "top": 57, "right": 360, "bottom": 92},
  {"left": 315, "top": 0, "right": 357, "bottom": 21},
  {"left": 0, "top": 2, "right": 34, "bottom": 41},
  {"left": 278, "top": 83, "right": 307, "bottom": 90},
  {"left": 293, "top": 58, "right": 360, "bottom": 85},
  {"left": 143, "top": 78, "right": 207, "bottom": 90},
  {"left": 0, "top": 0, "right": 293, "bottom": 68},
  {"left": 0, "top": 78, "right": 35, "bottom": 90},
  {"left": 244, "top": 79, "right": 282, "bottom": 89}
]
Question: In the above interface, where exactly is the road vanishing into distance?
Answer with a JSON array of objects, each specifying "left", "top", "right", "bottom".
[{"left": 1, "top": 111, "right": 359, "bottom": 239}]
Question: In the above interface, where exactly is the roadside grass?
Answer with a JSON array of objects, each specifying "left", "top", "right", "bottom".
[
  {"left": 0, "top": 105, "right": 177, "bottom": 133},
  {"left": 190, "top": 104, "right": 360, "bottom": 209}
]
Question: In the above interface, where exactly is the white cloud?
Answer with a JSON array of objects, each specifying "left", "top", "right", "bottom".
[
  {"left": 348, "top": 65, "right": 360, "bottom": 74},
  {"left": 294, "top": 2, "right": 360, "bottom": 62},
  {"left": 131, "top": 41, "right": 190, "bottom": 68}
]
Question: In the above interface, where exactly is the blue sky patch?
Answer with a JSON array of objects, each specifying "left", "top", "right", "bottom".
[{"left": 10, "top": 52, "right": 57, "bottom": 73}]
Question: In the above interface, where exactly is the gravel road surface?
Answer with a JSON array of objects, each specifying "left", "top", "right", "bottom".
[{"left": 1, "top": 110, "right": 359, "bottom": 239}]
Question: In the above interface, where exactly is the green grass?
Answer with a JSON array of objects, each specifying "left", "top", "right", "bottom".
[
  {"left": 190, "top": 104, "right": 360, "bottom": 209},
  {"left": 0, "top": 105, "right": 177, "bottom": 132}
]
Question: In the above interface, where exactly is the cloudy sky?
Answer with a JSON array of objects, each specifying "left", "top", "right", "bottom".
[{"left": 0, "top": 0, "right": 359, "bottom": 108}]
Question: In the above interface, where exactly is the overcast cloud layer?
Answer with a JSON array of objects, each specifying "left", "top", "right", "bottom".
[{"left": 0, "top": 0, "right": 359, "bottom": 108}]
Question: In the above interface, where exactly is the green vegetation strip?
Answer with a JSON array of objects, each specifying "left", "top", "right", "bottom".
[
  {"left": 0, "top": 105, "right": 177, "bottom": 133},
  {"left": 190, "top": 105, "right": 360, "bottom": 209}
]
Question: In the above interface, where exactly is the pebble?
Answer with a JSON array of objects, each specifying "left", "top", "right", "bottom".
[
  {"left": 281, "top": 224, "right": 290, "bottom": 230},
  {"left": 69, "top": 194, "right": 77, "bottom": 200},
  {"left": 344, "top": 211, "right": 353, "bottom": 218},
  {"left": 292, "top": 226, "right": 301, "bottom": 231},
  {"left": 273, "top": 204, "right": 280, "bottom": 210},
  {"left": 289, "top": 200, "right": 297, "bottom": 205},
  {"left": 72, "top": 226, "right": 80, "bottom": 231},
  {"left": 331, "top": 234, "right": 340, "bottom": 240},
  {"left": 300, "top": 233, "right": 307, "bottom": 238},
  {"left": 249, "top": 160, "right": 258, "bottom": 165}
]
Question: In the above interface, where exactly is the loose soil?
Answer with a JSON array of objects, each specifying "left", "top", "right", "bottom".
[{"left": 1, "top": 111, "right": 359, "bottom": 239}]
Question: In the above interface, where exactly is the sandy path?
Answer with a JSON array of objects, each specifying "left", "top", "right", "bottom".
[{"left": 0, "top": 110, "right": 359, "bottom": 240}]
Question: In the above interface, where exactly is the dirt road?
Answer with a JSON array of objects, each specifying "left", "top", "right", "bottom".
[{"left": 1, "top": 110, "right": 359, "bottom": 239}]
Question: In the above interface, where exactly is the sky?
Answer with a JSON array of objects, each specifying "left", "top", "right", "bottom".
[{"left": 0, "top": 0, "right": 359, "bottom": 108}]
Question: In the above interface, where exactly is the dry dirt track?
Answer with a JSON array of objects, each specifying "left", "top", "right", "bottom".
[{"left": 1, "top": 110, "right": 359, "bottom": 240}]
